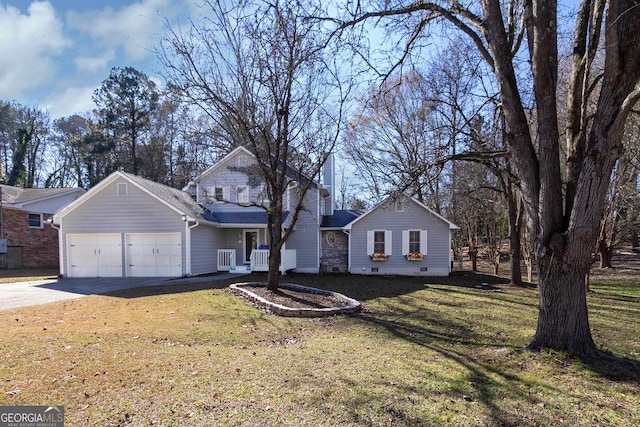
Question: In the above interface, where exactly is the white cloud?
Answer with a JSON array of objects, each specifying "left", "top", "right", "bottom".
[
  {"left": 43, "top": 85, "right": 96, "bottom": 118},
  {"left": 67, "top": 0, "right": 177, "bottom": 63},
  {"left": 0, "top": 1, "right": 71, "bottom": 99},
  {"left": 74, "top": 50, "right": 116, "bottom": 73}
]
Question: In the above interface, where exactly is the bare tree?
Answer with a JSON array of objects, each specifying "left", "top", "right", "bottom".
[
  {"left": 344, "top": 71, "right": 446, "bottom": 204},
  {"left": 596, "top": 113, "right": 640, "bottom": 267},
  {"left": 159, "top": 0, "right": 350, "bottom": 290},
  {"left": 333, "top": 0, "right": 640, "bottom": 358}
]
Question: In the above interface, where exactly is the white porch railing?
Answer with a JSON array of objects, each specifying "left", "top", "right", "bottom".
[
  {"left": 250, "top": 248, "right": 297, "bottom": 273},
  {"left": 218, "top": 248, "right": 297, "bottom": 273},
  {"left": 250, "top": 249, "right": 270, "bottom": 272},
  {"left": 217, "top": 249, "right": 236, "bottom": 271}
]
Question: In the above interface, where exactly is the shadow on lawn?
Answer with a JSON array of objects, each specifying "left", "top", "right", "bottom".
[
  {"left": 39, "top": 270, "right": 512, "bottom": 302},
  {"left": 351, "top": 287, "right": 639, "bottom": 426},
  {"left": 283, "top": 270, "right": 513, "bottom": 302}
]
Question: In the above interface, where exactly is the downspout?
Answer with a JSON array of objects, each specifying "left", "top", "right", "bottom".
[
  {"left": 47, "top": 216, "right": 63, "bottom": 277},
  {"left": 449, "top": 228, "right": 453, "bottom": 274},
  {"left": 182, "top": 214, "right": 199, "bottom": 277},
  {"left": 343, "top": 229, "right": 351, "bottom": 273}
]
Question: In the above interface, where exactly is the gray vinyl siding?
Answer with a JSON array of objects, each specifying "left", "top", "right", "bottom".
[
  {"left": 59, "top": 178, "right": 188, "bottom": 277},
  {"left": 190, "top": 225, "right": 223, "bottom": 275},
  {"left": 285, "top": 189, "right": 320, "bottom": 272},
  {"left": 197, "top": 151, "right": 267, "bottom": 210},
  {"left": 350, "top": 198, "right": 452, "bottom": 276},
  {"left": 200, "top": 150, "right": 321, "bottom": 272}
]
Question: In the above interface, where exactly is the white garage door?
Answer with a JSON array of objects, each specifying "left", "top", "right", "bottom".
[
  {"left": 67, "top": 234, "right": 123, "bottom": 278},
  {"left": 126, "top": 233, "right": 182, "bottom": 277}
]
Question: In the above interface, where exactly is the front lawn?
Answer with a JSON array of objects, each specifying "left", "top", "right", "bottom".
[{"left": 0, "top": 270, "right": 638, "bottom": 426}]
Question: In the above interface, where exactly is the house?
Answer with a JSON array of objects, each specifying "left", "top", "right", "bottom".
[
  {"left": 181, "top": 146, "right": 325, "bottom": 274},
  {"left": 52, "top": 147, "right": 458, "bottom": 278},
  {"left": 0, "top": 185, "right": 85, "bottom": 268},
  {"left": 53, "top": 147, "right": 327, "bottom": 277},
  {"left": 334, "top": 194, "right": 459, "bottom": 276}
]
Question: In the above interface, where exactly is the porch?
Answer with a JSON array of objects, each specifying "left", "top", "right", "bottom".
[{"left": 217, "top": 248, "right": 296, "bottom": 274}]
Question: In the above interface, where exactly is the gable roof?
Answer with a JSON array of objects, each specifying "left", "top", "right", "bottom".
[
  {"left": 344, "top": 194, "right": 459, "bottom": 230},
  {"left": 0, "top": 184, "right": 84, "bottom": 207},
  {"left": 184, "top": 146, "right": 254, "bottom": 190},
  {"left": 54, "top": 171, "right": 213, "bottom": 224},
  {"left": 321, "top": 209, "right": 363, "bottom": 228},
  {"left": 185, "top": 145, "right": 319, "bottom": 192}
]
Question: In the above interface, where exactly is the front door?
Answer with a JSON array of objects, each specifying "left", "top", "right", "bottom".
[{"left": 244, "top": 230, "right": 259, "bottom": 263}]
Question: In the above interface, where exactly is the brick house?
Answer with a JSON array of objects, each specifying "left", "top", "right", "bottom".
[{"left": 0, "top": 185, "right": 85, "bottom": 268}]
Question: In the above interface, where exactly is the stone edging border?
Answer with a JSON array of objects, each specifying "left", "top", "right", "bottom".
[{"left": 228, "top": 282, "right": 362, "bottom": 317}]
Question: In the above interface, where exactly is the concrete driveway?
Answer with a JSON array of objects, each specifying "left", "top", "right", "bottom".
[{"left": 0, "top": 273, "right": 248, "bottom": 311}]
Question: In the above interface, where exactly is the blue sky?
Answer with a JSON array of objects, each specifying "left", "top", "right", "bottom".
[{"left": 0, "top": 0, "right": 194, "bottom": 119}]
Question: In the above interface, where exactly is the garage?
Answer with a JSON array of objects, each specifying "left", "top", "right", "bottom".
[
  {"left": 126, "top": 233, "right": 182, "bottom": 277},
  {"left": 67, "top": 234, "right": 123, "bottom": 278},
  {"left": 53, "top": 172, "right": 213, "bottom": 278}
]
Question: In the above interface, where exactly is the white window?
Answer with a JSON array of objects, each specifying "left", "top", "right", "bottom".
[
  {"left": 117, "top": 183, "right": 128, "bottom": 196},
  {"left": 28, "top": 213, "right": 43, "bottom": 229},
  {"left": 238, "top": 155, "right": 248, "bottom": 167},
  {"left": 205, "top": 186, "right": 228, "bottom": 202},
  {"left": 237, "top": 185, "right": 249, "bottom": 204},
  {"left": 367, "top": 230, "right": 392, "bottom": 255},
  {"left": 402, "top": 229, "right": 428, "bottom": 255}
]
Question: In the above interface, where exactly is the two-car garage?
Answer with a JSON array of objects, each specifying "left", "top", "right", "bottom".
[
  {"left": 66, "top": 233, "right": 182, "bottom": 278},
  {"left": 53, "top": 171, "right": 219, "bottom": 279}
]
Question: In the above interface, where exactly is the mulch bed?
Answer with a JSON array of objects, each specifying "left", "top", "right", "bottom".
[{"left": 238, "top": 284, "right": 354, "bottom": 309}]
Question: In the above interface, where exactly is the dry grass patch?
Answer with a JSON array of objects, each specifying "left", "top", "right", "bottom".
[
  {"left": 0, "top": 268, "right": 58, "bottom": 284},
  {"left": 0, "top": 269, "right": 638, "bottom": 426}
]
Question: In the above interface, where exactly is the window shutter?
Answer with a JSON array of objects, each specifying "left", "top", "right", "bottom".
[
  {"left": 402, "top": 230, "right": 409, "bottom": 255},
  {"left": 385, "top": 230, "right": 393, "bottom": 255},
  {"left": 206, "top": 186, "right": 216, "bottom": 202},
  {"left": 366, "top": 230, "right": 374, "bottom": 255},
  {"left": 420, "top": 230, "right": 428, "bottom": 255}
]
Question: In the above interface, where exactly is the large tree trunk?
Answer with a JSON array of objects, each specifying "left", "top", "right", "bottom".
[
  {"left": 266, "top": 208, "right": 283, "bottom": 291},
  {"left": 267, "top": 247, "right": 282, "bottom": 290},
  {"left": 529, "top": 260, "right": 598, "bottom": 357}
]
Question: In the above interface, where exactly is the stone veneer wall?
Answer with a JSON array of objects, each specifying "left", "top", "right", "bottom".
[
  {"left": 320, "top": 230, "right": 349, "bottom": 273},
  {"left": 1, "top": 208, "right": 58, "bottom": 268}
]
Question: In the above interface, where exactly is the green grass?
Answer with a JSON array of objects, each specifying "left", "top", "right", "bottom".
[{"left": 0, "top": 270, "right": 638, "bottom": 426}]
